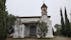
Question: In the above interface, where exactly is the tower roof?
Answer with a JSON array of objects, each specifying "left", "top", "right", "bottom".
[{"left": 41, "top": 3, "right": 47, "bottom": 9}]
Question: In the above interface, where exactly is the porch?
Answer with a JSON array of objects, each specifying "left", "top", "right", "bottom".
[{"left": 24, "top": 23, "right": 37, "bottom": 38}]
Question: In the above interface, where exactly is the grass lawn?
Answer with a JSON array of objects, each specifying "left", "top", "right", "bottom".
[{"left": 7, "top": 36, "right": 71, "bottom": 40}]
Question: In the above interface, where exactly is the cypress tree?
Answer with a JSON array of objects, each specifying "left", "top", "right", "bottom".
[
  {"left": 64, "top": 7, "right": 71, "bottom": 37},
  {"left": 60, "top": 8, "right": 65, "bottom": 35},
  {"left": 0, "top": 0, "right": 7, "bottom": 40},
  {"left": 60, "top": 8, "right": 71, "bottom": 37},
  {"left": 0, "top": 0, "right": 16, "bottom": 40},
  {"left": 65, "top": 8, "right": 70, "bottom": 25}
]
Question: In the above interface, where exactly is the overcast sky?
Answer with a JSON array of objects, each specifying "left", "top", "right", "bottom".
[{"left": 6, "top": 0, "right": 71, "bottom": 26}]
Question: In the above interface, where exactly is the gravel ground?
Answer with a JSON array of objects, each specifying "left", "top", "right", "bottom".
[{"left": 6, "top": 36, "right": 71, "bottom": 40}]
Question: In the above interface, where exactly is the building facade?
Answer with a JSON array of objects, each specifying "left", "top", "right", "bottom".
[{"left": 13, "top": 3, "right": 53, "bottom": 38}]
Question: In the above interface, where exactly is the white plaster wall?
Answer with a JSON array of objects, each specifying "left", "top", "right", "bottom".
[
  {"left": 20, "top": 18, "right": 40, "bottom": 23},
  {"left": 13, "top": 24, "right": 19, "bottom": 38},
  {"left": 41, "top": 15, "right": 48, "bottom": 22},
  {"left": 13, "top": 18, "right": 41, "bottom": 38},
  {"left": 13, "top": 19, "right": 25, "bottom": 38},
  {"left": 13, "top": 16, "right": 53, "bottom": 38},
  {"left": 46, "top": 20, "right": 53, "bottom": 38},
  {"left": 13, "top": 21, "right": 19, "bottom": 38},
  {"left": 13, "top": 24, "right": 25, "bottom": 38},
  {"left": 19, "top": 24, "right": 25, "bottom": 38},
  {"left": 41, "top": 15, "right": 53, "bottom": 38},
  {"left": 24, "top": 25, "right": 30, "bottom": 37}
]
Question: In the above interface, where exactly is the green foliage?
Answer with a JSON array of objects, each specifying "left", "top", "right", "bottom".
[
  {"left": 64, "top": 8, "right": 71, "bottom": 37},
  {"left": 60, "top": 8, "right": 65, "bottom": 36},
  {"left": 0, "top": 12, "right": 16, "bottom": 40},
  {"left": 0, "top": 0, "right": 6, "bottom": 11},
  {"left": 37, "top": 21, "right": 48, "bottom": 38},
  {"left": 7, "top": 14, "right": 16, "bottom": 34},
  {"left": 0, "top": 0, "right": 16, "bottom": 40},
  {"left": 60, "top": 8, "right": 71, "bottom": 37},
  {"left": 54, "top": 24, "right": 61, "bottom": 36},
  {"left": 0, "top": 0, "right": 7, "bottom": 40}
]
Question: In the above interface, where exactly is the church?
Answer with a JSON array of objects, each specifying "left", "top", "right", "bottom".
[{"left": 13, "top": 3, "right": 54, "bottom": 38}]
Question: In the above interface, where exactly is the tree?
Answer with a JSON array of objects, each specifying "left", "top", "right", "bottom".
[
  {"left": 0, "top": 11, "right": 8, "bottom": 40},
  {"left": 0, "top": 0, "right": 7, "bottom": 40},
  {"left": 54, "top": 24, "right": 61, "bottom": 35},
  {"left": 64, "top": 7, "right": 71, "bottom": 37},
  {"left": 37, "top": 21, "right": 48, "bottom": 38},
  {"left": 7, "top": 14, "right": 16, "bottom": 36},
  {"left": 60, "top": 8, "right": 71, "bottom": 37},
  {"left": 60, "top": 8, "right": 65, "bottom": 36},
  {"left": 0, "top": 0, "right": 16, "bottom": 40},
  {"left": 0, "top": 12, "right": 16, "bottom": 40}
]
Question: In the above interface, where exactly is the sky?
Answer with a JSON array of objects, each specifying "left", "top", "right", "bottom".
[{"left": 6, "top": 0, "right": 71, "bottom": 26}]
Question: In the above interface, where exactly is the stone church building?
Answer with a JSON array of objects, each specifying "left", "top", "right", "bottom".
[{"left": 13, "top": 3, "right": 54, "bottom": 38}]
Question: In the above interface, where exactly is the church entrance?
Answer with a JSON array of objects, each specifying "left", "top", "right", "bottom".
[
  {"left": 30, "top": 25, "right": 36, "bottom": 37},
  {"left": 24, "top": 23, "right": 37, "bottom": 37}
]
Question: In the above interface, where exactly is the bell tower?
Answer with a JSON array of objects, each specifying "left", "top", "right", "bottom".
[
  {"left": 41, "top": 3, "right": 47, "bottom": 16},
  {"left": 41, "top": 3, "right": 48, "bottom": 22},
  {"left": 41, "top": 2, "right": 54, "bottom": 38}
]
